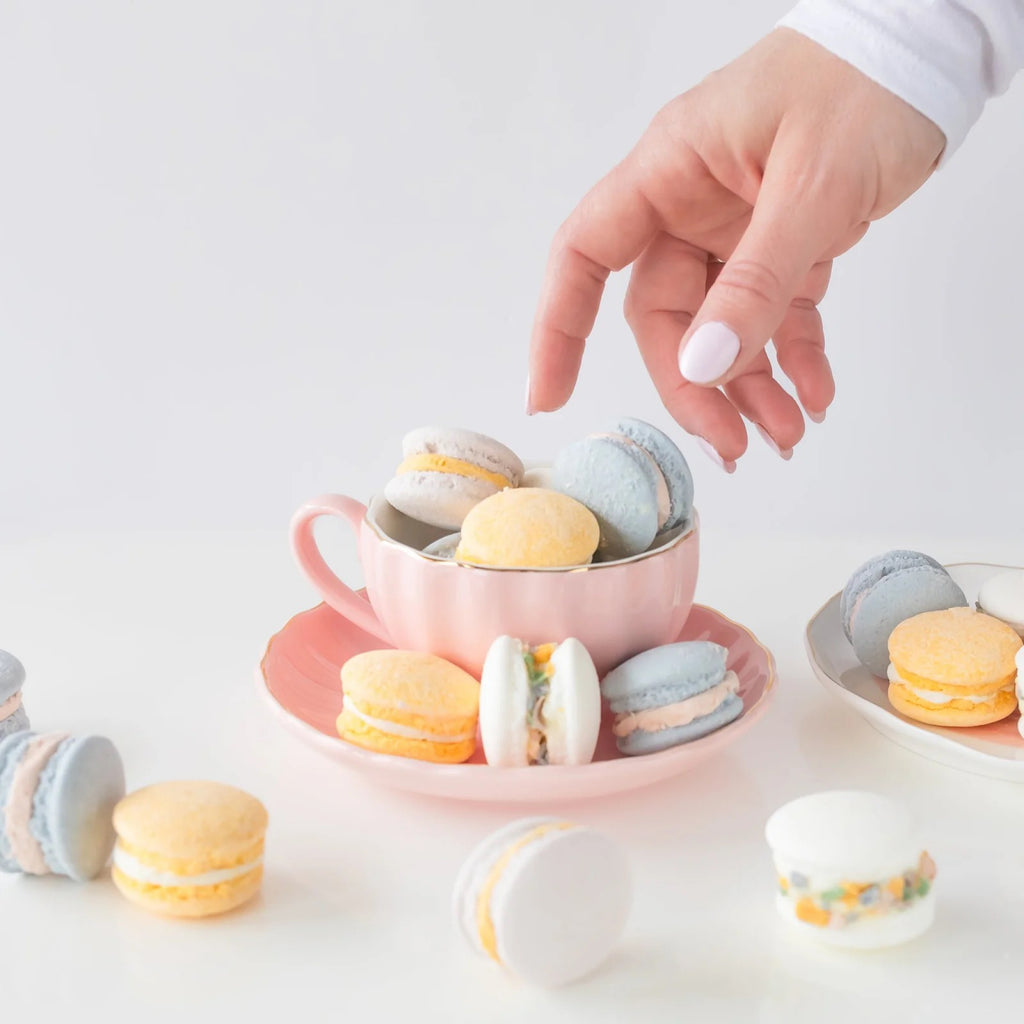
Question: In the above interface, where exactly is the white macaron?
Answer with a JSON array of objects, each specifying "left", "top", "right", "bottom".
[
  {"left": 765, "top": 791, "right": 936, "bottom": 949},
  {"left": 452, "top": 817, "right": 631, "bottom": 987},
  {"left": 479, "top": 637, "right": 600, "bottom": 767},
  {"left": 977, "top": 568, "right": 1024, "bottom": 637}
]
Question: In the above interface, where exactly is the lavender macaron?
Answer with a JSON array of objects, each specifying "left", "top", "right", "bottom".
[
  {"left": 0, "top": 651, "right": 28, "bottom": 739},
  {"left": 840, "top": 550, "right": 968, "bottom": 677},
  {"left": 552, "top": 418, "right": 693, "bottom": 560}
]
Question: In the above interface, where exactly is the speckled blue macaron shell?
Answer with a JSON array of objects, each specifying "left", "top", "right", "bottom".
[
  {"left": 36, "top": 735, "right": 125, "bottom": 880},
  {"left": 0, "top": 732, "right": 124, "bottom": 879},
  {"left": 553, "top": 436, "right": 660, "bottom": 558},
  {"left": 611, "top": 418, "right": 694, "bottom": 530},
  {"left": 0, "top": 650, "right": 25, "bottom": 703},
  {"left": 839, "top": 550, "right": 944, "bottom": 640},
  {"left": 615, "top": 693, "right": 743, "bottom": 755},
  {"left": 846, "top": 565, "right": 968, "bottom": 677},
  {"left": 0, "top": 707, "right": 30, "bottom": 740},
  {"left": 0, "top": 731, "right": 33, "bottom": 872},
  {"left": 601, "top": 641, "right": 728, "bottom": 712}
]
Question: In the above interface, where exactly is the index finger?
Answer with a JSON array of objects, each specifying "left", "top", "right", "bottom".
[{"left": 528, "top": 156, "right": 659, "bottom": 413}]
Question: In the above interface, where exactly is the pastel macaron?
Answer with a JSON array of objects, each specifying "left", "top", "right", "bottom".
[
  {"left": 766, "top": 791, "right": 936, "bottom": 949},
  {"left": 840, "top": 550, "right": 968, "bottom": 677},
  {"left": 338, "top": 650, "right": 480, "bottom": 763},
  {"left": 112, "top": 781, "right": 268, "bottom": 917},
  {"left": 601, "top": 641, "right": 742, "bottom": 755},
  {"left": 0, "top": 650, "right": 28, "bottom": 739},
  {"left": 0, "top": 731, "right": 125, "bottom": 880},
  {"left": 384, "top": 427, "right": 524, "bottom": 531},
  {"left": 479, "top": 637, "right": 601, "bottom": 766},
  {"left": 976, "top": 569, "right": 1024, "bottom": 637},
  {"left": 455, "top": 488, "right": 600, "bottom": 568},
  {"left": 453, "top": 818, "right": 631, "bottom": 987},
  {"left": 553, "top": 418, "right": 693, "bottom": 560},
  {"left": 887, "top": 607, "right": 1021, "bottom": 726}
]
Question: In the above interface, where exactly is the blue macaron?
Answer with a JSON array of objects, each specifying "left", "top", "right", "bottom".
[
  {"left": 0, "top": 731, "right": 125, "bottom": 880},
  {"left": 601, "top": 641, "right": 742, "bottom": 755},
  {"left": 552, "top": 418, "right": 694, "bottom": 559},
  {"left": 840, "top": 550, "right": 968, "bottom": 677},
  {"left": 0, "top": 650, "right": 28, "bottom": 739}
]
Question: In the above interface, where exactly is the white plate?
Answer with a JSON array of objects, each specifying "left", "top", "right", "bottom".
[{"left": 805, "top": 562, "right": 1024, "bottom": 782}]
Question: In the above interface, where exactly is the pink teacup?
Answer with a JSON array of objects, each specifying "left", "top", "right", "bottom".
[{"left": 290, "top": 493, "right": 700, "bottom": 677}]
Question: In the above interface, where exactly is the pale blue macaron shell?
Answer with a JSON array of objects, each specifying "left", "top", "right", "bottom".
[
  {"left": 840, "top": 551, "right": 967, "bottom": 677},
  {"left": 0, "top": 731, "right": 32, "bottom": 871},
  {"left": 0, "top": 650, "right": 28, "bottom": 738},
  {"left": 601, "top": 641, "right": 728, "bottom": 712},
  {"left": 616, "top": 694, "right": 743, "bottom": 755},
  {"left": 839, "top": 550, "right": 945, "bottom": 640},
  {"left": 0, "top": 732, "right": 125, "bottom": 880},
  {"left": 610, "top": 418, "right": 693, "bottom": 530},
  {"left": 553, "top": 436, "right": 661, "bottom": 558}
]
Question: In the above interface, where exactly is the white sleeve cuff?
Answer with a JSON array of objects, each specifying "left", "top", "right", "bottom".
[{"left": 779, "top": 0, "right": 1024, "bottom": 163}]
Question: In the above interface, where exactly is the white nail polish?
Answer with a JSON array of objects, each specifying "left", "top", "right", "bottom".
[
  {"left": 696, "top": 437, "right": 737, "bottom": 474},
  {"left": 807, "top": 408, "right": 826, "bottom": 424},
  {"left": 678, "top": 322, "right": 741, "bottom": 384},
  {"left": 525, "top": 375, "right": 535, "bottom": 416},
  {"left": 755, "top": 424, "right": 793, "bottom": 461}
]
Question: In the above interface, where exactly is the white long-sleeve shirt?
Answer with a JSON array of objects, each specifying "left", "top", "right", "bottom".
[{"left": 779, "top": 0, "right": 1024, "bottom": 160}]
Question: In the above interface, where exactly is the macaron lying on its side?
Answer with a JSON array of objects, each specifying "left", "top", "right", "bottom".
[
  {"left": 455, "top": 488, "right": 600, "bottom": 568},
  {"left": 887, "top": 607, "right": 1021, "bottom": 726},
  {"left": 479, "top": 637, "right": 600, "bottom": 767},
  {"left": 0, "top": 650, "right": 28, "bottom": 739},
  {"left": 384, "top": 427, "right": 525, "bottom": 531},
  {"left": 765, "top": 791, "right": 936, "bottom": 949},
  {"left": 338, "top": 650, "right": 480, "bottom": 763},
  {"left": 601, "top": 641, "right": 743, "bottom": 755},
  {"left": 552, "top": 418, "right": 693, "bottom": 560},
  {"left": 112, "top": 781, "right": 268, "bottom": 918},
  {"left": 453, "top": 818, "right": 631, "bottom": 987},
  {"left": 0, "top": 731, "right": 125, "bottom": 880},
  {"left": 840, "top": 550, "right": 968, "bottom": 677}
]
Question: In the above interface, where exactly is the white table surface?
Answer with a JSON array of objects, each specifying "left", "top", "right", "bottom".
[{"left": 2, "top": 524, "right": 1020, "bottom": 1023}]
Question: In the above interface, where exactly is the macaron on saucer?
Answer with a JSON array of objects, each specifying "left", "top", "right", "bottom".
[
  {"left": 807, "top": 561, "right": 1024, "bottom": 782},
  {"left": 258, "top": 599, "right": 776, "bottom": 802}
]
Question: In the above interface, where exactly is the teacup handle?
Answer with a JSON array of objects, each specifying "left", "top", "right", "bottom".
[{"left": 290, "top": 494, "right": 392, "bottom": 644}]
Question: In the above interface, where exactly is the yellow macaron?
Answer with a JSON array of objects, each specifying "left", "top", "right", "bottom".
[
  {"left": 112, "top": 781, "right": 268, "bottom": 918},
  {"left": 338, "top": 650, "right": 480, "bottom": 763},
  {"left": 887, "top": 607, "right": 1022, "bottom": 726},
  {"left": 455, "top": 488, "right": 600, "bottom": 568}
]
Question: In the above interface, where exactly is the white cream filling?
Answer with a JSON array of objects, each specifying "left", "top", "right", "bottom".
[
  {"left": 887, "top": 665, "right": 1012, "bottom": 705},
  {"left": 113, "top": 845, "right": 263, "bottom": 888},
  {"left": 344, "top": 698, "right": 476, "bottom": 743}
]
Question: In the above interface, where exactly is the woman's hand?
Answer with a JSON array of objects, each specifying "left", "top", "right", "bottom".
[{"left": 527, "top": 28, "right": 945, "bottom": 467}]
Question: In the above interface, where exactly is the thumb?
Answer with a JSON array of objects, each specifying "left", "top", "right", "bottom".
[{"left": 677, "top": 164, "right": 847, "bottom": 387}]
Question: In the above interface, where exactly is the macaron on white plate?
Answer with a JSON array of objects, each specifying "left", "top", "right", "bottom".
[
  {"left": 258, "top": 595, "right": 776, "bottom": 802},
  {"left": 806, "top": 562, "right": 1024, "bottom": 782}
]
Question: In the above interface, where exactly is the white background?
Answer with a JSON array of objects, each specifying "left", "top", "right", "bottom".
[{"left": 3, "top": 2, "right": 1024, "bottom": 1021}]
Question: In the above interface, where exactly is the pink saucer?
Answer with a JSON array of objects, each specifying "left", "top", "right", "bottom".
[{"left": 258, "top": 595, "right": 777, "bottom": 802}]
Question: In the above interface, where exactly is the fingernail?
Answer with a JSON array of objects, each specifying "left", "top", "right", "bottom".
[
  {"left": 755, "top": 424, "right": 793, "bottom": 461},
  {"left": 696, "top": 437, "right": 737, "bottom": 474},
  {"left": 807, "top": 408, "right": 826, "bottom": 424},
  {"left": 678, "top": 322, "right": 741, "bottom": 384},
  {"left": 525, "top": 375, "right": 535, "bottom": 416}
]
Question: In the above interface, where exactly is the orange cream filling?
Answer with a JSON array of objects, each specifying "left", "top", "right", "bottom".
[
  {"left": 396, "top": 454, "right": 510, "bottom": 491},
  {"left": 475, "top": 822, "right": 573, "bottom": 962}
]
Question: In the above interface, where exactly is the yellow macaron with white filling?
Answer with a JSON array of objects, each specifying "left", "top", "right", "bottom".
[
  {"left": 887, "top": 607, "right": 1021, "bottom": 726},
  {"left": 112, "top": 781, "right": 268, "bottom": 918},
  {"left": 455, "top": 488, "right": 600, "bottom": 568},
  {"left": 338, "top": 649, "right": 480, "bottom": 763}
]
